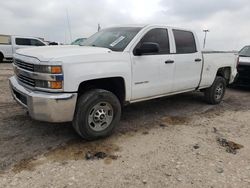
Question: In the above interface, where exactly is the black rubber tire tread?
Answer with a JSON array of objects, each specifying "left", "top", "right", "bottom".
[
  {"left": 204, "top": 76, "right": 226, "bottom": 105},
  {"left": 73, "top": 89, "right": 121, "bottom": 140}
]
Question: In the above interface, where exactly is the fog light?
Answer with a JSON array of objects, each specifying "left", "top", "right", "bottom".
[{"left": 50, "top": 81, "right": 62, "bottom": 89}]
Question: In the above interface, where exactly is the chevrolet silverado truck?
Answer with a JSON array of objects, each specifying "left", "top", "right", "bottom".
[{"left": 9, "top": 25, "right": 238, "bottom": 140}]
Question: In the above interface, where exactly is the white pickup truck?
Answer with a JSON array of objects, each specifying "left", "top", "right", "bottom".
[
  {"left": 0, "top": 35, "right": 47, "bottom": 62},
  {"left": 9, "top": 25, "right": 237, "bottom": 140}
]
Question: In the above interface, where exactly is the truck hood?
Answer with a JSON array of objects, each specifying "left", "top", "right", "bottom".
[{"left": 16, "top": 45, "right": 112, "bottom": 62}]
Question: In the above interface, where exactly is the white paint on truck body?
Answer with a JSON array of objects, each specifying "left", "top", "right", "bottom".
[{"left": 12, "top": 24, "right": 237, "bottom": 104}]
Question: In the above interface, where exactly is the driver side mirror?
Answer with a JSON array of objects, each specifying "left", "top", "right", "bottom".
[{"left": 134, "top": 42, "right": 160, "bottom": 56}]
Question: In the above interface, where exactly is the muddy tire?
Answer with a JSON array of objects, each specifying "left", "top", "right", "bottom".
[
  {"left": 204, "top": 76, "right": 226, "bottom": 105},
  {"left": 73, "top": 89, "right": 121, "bottom": 140}
]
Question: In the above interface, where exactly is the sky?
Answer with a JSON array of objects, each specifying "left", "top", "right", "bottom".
[{"left": 0, "top": 0, "right": 249, "bottom": 50}]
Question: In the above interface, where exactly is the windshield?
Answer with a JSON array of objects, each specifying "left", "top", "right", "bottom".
[
  {"left": 239, "top": 46, "right": 250, "bottom": 57},
  {"left": 80, "top": 27, "right": 142, "bottom": 51}
]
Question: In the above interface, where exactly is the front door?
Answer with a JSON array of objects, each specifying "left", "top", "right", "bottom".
[{"left": 131, "top": 28, "right": 175, "bottom": 100}]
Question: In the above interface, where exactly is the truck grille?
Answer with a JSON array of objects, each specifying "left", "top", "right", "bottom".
[
  {"left": 13, "top": 58, "right": 35, "bottom": 87},
  {"left": 14, "top": 59, "right": 34, "bottom": 72},
  {"left": 17, "top": 74, "right": 35, "bottom": 87}
]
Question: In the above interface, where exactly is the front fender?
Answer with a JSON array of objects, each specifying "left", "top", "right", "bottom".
[{"left": 62, "top": 57, "right": 131, "bottom": 101}]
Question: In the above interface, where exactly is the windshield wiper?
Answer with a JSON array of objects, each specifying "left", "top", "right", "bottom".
[
  {"left": 79, "top": 44, "right": 96, "bottom": 47},
  {"left": 239, "top": 55, "right": 250, "bottom": 57}
]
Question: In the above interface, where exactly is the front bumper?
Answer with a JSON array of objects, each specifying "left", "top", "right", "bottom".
[{"left": 9, "top": 76, "right": 77, "bottom": 123}]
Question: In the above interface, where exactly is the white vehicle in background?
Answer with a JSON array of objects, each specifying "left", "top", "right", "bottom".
[
  {"left": 0, "top": 35, "right": 47, "bottom": 62},
  {"left": 9, "top": 24, "right": 238, "bottom": 140}
]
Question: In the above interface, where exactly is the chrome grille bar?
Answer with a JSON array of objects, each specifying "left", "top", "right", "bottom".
[
  {"left": 17, "top": 74, "right": 35, "bottom": 87},
  {"left": 14, "top": 59, "right": 34, "bottom": 72}
]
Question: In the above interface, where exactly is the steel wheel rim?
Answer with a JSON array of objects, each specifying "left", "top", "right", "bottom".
[
  {"left": 215, "top": 83, "right": 224, "bottom": 100},
  {"left": 88, "top": 102, "right": 114, "bottom": 132}
]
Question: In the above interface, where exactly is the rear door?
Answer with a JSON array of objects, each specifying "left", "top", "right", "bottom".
[
  {"left": 131, "top": 28, "right": 175, "bottom": 100},
  {"left": 171, "top": 29, "right": 203, "bottom": 92}
]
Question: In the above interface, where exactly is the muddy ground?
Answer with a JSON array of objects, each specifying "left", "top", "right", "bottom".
[{"left": 0, "top": 63, "right": 250, "bottom": 188}]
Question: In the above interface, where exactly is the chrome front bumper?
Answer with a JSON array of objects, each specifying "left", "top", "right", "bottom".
[{"left": 9, "top": 76, "right": 77, "bottom": 123}]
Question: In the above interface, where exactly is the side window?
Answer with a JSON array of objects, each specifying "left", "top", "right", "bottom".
[
  {"left": 173, "top": 30, "right": 197, "bottom": 54},
  {"left": 138, "top": 28, "right": 170, "bottom": 54},
  {"left": 0, "top": 36, "right": 11, "bottom": 45},
  {"left": 15, "top": 38, "right": 31, "bottom": 46},
  {"left": 30, "top": 39, "right": 45, "bottom": 46}
]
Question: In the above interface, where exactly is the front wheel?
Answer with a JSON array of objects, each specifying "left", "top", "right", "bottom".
[
  {"left": 204, "top": 76, "right": 226, "bottom": 105},
  {"left": 73, "top": 89, "right": 121, "bottom": 140}
]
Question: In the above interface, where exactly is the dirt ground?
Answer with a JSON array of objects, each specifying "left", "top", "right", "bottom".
[{"left": 0, "top": 63, "right": 250, "bottom": 188}]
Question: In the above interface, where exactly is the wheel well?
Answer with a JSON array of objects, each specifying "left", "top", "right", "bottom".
[
  {"left": 216, "top": 67, "right": 231, "bottom": 84},
  {"left": 78, "top": 77, "right": 126, "bottom": 105}
]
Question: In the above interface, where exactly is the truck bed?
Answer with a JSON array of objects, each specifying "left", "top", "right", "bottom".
[{"left": 199, "top": 51, "right": 238, "bottom": 88}]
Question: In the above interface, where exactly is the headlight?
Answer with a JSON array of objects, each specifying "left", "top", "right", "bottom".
[
  {"left": 33, "top": 65, "right": 63, "bottom": 90},
  {"left": 35, "top": 80, "right": 63, "bottom": 89},
  {"left": 34, "top": 65, "right": 62, "bottom": 74}
]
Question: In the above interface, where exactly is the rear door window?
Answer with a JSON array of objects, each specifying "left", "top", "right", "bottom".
[
  {"left": 15, "top": 38, "right": 31, "bottom": 46},
  {"left": 0, "top": 35, "right": 11, "bottom": 45},
  {"left": 173, "top": 30, "right": 197, "bottom": 54}
]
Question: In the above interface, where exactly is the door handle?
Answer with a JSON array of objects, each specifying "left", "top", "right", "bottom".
[
  {"left": 165, "top": 60, "right": 174, "bottom": 64},
  {"left": 195, "top": 58, "right": 202, "bottom": 62}
]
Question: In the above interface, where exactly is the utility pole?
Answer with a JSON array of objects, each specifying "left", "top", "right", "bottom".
[
  {"left": 203, "top": 29, "right": 209, "bottom": 49},
  {"left": 66, "top": 9, "right": 72, "bottom": 43},
  {"left": 98, "top": 24, "right": 101, "bottom": 32}
]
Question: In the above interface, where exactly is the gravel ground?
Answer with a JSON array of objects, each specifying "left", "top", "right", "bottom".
[{"left": 0, "top": 63, "right": 250, "bottom": 188}]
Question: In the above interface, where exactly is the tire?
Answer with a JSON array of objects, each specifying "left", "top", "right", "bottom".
[
  {"left": 204, "top": 76, "right": 226, "bottom": 105},
  {"left": 73, "top": 89, "right": 121, "bottom": 140}
]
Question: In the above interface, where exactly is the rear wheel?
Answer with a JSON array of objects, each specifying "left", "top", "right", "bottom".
[
  {"left": 73, "top": 89, "right": 121, "bottom": 140},
  {"left": 204, "top": 76, "right": 226, "bottom": 104}
]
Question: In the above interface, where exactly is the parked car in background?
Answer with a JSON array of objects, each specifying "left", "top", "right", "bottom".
[
  {"left": 44, "top": 41, "right": 59, "bottom": 45},
  {"left": 235, "top": 46, "right": 250, "bottom": 86},
  {"left": 9, "top": 24, "right": 237, "bottom": 140},
  {"left": 71, "top": 38, "right": 87, "bottom": 45},
  {"left": 48, "top": 42, "right": 59, "bottom": 45},
  {"left": 0, "top": 35, "right": 47, "bottom": 62}
]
